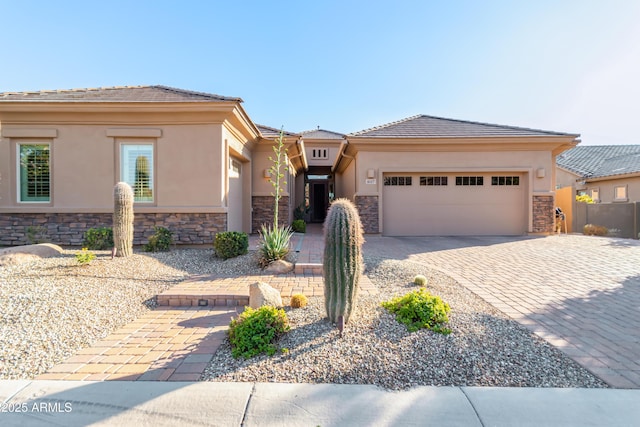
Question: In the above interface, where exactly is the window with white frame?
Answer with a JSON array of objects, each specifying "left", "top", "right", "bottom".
[
  {"left": 614, "top": 185, "right": 628, "bottom": 201},
  {"left": 121, "top": 144, "right": 154, "bottom": 202},
  {"left": 18, "top": 143, "right": 51, "bottom": 202},
  {"left": 590, "top": 188, "right": 599, "bottom": 202}
]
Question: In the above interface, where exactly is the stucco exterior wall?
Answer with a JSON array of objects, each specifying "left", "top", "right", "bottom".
[
  {"left": 556, "top": 168, "right": 580, "bottom": 189},
  {"left": 585, "top": 176, "right": 640, "bottom": 203},
  {"left": 335, "top": 158, "right": 356, "bottom": 201}
]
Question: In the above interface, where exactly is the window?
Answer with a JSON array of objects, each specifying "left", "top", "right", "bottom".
[
  {"left": 420, "top": 176, "right": 448, "bottom": 186},
  {"left": 590, "top": 188, "right": 599, "bottom": 202},
  {"left": 491, "top": 176, "right": 520, "bottom": 186},
  {"left": 121, "top": 144, "right": 154, "bottom": 202},
  {"left": 455, "top": 176, "right": 483, "bottom": 186},
  {"left": 614, "top": 186, "right": 628, "bottom": 201},
  {"left": 18, "top": 143, "right": 50, "bottom": 202},
  {"left": 384, "top": 176, "right": 412, "bottom": 186}
]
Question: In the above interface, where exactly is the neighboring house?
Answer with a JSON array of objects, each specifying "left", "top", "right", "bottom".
[
  {"left": 556, "top": 145, "right": 640, "bottom": 203},
  {"left": 0, "top": 85, "right": 579, "bottom": 245}
]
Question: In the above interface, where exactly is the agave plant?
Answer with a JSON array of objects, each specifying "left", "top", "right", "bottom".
[{"left": 258, "top": 224, "right": 293, "bottom": 268}]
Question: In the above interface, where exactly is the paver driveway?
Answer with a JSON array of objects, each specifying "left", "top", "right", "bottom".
[{"left": 364, "top": 234, "right": 640, "bottom": 388}]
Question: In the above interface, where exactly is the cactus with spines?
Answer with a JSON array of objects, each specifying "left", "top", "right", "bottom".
[
  {"left": 323, "top": 198, "right": 364, "bottom": 330},
  {"left": 113, "top": 182, "right": 134, "bottom": 257}
]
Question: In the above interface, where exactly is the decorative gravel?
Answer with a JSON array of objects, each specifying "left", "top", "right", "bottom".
[
  {"left": 0, "top": 248, "right": 260, "bottom": 380},
  {"left": 1, "top": 248, "right": 608, "bottom": 389},
  {"left": 202, "top": 257, "right": 608, "bottom": 390}
]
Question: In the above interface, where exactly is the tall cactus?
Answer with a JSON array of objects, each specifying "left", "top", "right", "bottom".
[
  {"left": 113, "top": 182, "right": 134, "bottom": 257},
  {"left": 323, "top": 198, "right": 364, "bottom": 328}
]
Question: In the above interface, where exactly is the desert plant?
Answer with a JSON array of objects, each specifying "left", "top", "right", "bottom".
[
  {"left": 413, "top": 274, "right": 428, "bottom": 287},
  {"left": 291, "top": 219, "right": 306, "bottom": 233},
  {"left": 583, "top": 224, "right": 608, "bottom": 236},
  {"left": 25, "top": 225, "right": 48, "bottom": 244},
  {"left": 228, "top": 305, "right": 290, "bottom": 359},
  {"left": 83, "top": 227, "right": 114, "bottom": 250},
  {"left": 267, "top": 128, "right": 288, "bottom": 228},
  {"left": 144, "top": 226, "right": 173, "bottom": 252},
  {"left": 113, "top": 182, "right": 134, "bottom": 257},
  {"left": 576, "top": 194, "right": 594, "bottom": 203},
  {"left": 382, "top": 289, "right": 451, "bottom": 334},
  {"left": 214, "top": 231, "right": 249, "bottom": 259},
  {"left": 75, "top": 248, "right": 96, "bottom": 265},
  {"left": 323, "top": 198, "right": 364, "bottom": 328},
  {"left": 258, "top": 224, "right": 293, "bottom": 267},
  {"left": 290, "top": 294, "right": 308, "bottom": 308},
  {"left": 293, "top": 203, "right": 308, "bottom": 221}
]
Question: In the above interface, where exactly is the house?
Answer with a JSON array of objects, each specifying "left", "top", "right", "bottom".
[
  {"left": 0, "top": 85, "right": 579, "bottom": 245},
  {"left": 556, "top": 145, "right": 640, "bottom": 203}
]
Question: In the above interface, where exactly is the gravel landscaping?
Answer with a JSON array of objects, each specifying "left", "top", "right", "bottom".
[{"left": 1, "top": 248, "right": 608, "bottom": 389}]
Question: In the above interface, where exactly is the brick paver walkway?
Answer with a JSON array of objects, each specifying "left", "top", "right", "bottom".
[
  {"left": 36, "top": 307, "right": 238, "bottom": 381},
  {"left": 365, "top": 234, "right": 640, "bottom": 388}
]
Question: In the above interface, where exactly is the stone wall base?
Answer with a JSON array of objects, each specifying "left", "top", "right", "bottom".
[
  {"left": 252, "top": 196, "right": 290, "bottom": 233},
  {"left": 532, "top": 195, "right": 554, "bottom": 233},
  {"left": 355, "top": 195, "right": 379, "bottom": 234},
  {"left": 0, "top": 212, "right": 227, "bottom": 246}
]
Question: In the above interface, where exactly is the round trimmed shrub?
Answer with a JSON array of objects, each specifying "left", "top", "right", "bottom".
[
  {"left": 228, "top": 306, "right": 290, "bottom": 359},
  {"left": 290, "top": 294, "right": 308, "bottom": 308},
  {"left": 413, "top": 274, "right": 428, "bottom": 287}
]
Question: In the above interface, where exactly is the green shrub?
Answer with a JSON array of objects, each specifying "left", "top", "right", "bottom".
[
  {"left": 293, "top": 203, "right": 308, "bottom": 220},
  {"left": 144, "top": 226, "right": 174, "bottom": 252},
  {"left": 583, "top": 224, "right": 608, "bottom": 236},
  {"left": 214, "top": 231, "right": 249, "bottom": 259},
  {"left": 413, "top": 274, "right": 428, "bottom": 286},
  {"left": 291, "top": 219, "right": 306, "bottom": 233},
  {"left": 228, "top": 306, "right": 290, "bottom": 359},
  {"left": 258, "top": 224, "right": 292, "bottom": 267},
  {"left": 381, "top": 289, "right": 451, "bottom": 334},
  {"left": 76, "top": 248, "right": 96, "bottom": 265},
  {"left": 25, "top": 225, "right": 48, "bottom": 244},
  {"left": 83, "top": 227, "right": 114, "bottom": 250},
  {"left": 576, "top": 194, "right": 594, "bottom": 203}
]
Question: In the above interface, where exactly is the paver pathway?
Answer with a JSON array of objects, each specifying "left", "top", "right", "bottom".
[{"left": 365, "top": 234, "right": 640, "bottom": 388}]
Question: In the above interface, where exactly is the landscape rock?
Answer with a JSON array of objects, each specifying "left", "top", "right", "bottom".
[
  {"left": 0, "top": 243, "right": 64, "bottom": 267},
  {"left": 265, "top": 259, "right": 294, "bottom": 274},
  {"left": 249, "top": 281, "right": 283, "bottom": 309}
]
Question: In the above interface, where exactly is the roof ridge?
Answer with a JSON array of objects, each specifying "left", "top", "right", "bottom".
[
  {"left": 0, "top": 85, "right": 148, "bottom": 96},
  {"left": 151, "top": 85, "right": 242, "bottom": 102},
  {"left": 418, "top": 114, "right": 576, "bottom": 136},
  {"left": 349, "top": 114, "right": 422, "bottom": 136}
]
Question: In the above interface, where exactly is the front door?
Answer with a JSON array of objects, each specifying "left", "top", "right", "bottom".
[{"left": 310, "top": 181, "right": 329, "bottom": 222}]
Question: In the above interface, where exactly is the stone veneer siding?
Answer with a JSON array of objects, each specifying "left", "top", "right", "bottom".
[
  {"left": 532, "top": 195, "right": 554, "bottom": 233},
  {"left": 355, "top": 195, "right": 379, "bottom": 234},
  {"left": 252, "top": 195, "right": 289, "bottom": 232},
  {"left": 0, "top": 212, "right": 227, "bottom": 246}
]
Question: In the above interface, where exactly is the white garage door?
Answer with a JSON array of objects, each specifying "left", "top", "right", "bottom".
[{"left": 382, "top": 173, "right": 526, "bottom": 236}]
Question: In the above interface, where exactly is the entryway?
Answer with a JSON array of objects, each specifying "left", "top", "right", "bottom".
[{"left": 305, "top": 167, "right": 334, "bottom": 223}]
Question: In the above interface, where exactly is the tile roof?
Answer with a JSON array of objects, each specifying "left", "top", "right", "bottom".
[
  {"left": 556, "top": 145, "right": 640, "bottom": 179},
  {"left": 349, "top": 114, "right": 577, "bottom": 138},
  {"left": 256, "top": 124, "right": 299, "bottom": 138},
  {"left": 299, "top": 128, "right": 345, "bottom": 139},
  {"left": 0, "top": 85, "right": 241, "bottom": 102}
]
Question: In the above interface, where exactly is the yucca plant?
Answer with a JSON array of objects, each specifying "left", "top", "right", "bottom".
[{"left": 258, "top": 224, "right": 293, "bottom": 268}]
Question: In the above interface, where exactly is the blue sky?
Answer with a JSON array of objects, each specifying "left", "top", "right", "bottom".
[{"left": 2, "top": 1, "right": 639, "bottom": 144}]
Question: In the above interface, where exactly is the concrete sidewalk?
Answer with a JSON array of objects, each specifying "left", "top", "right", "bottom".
[{"left": 1, "top": 380, "right": 638, "bottom": 426}]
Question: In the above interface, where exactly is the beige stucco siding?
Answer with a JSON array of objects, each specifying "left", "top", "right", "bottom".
[
  {"left": 0, "top": 123, "right": 230, "bottom": 212},
  {"left": 556, "top": 168, "right": 580, "bottom": 189},
  {"left": 336, "top": 158, "right": 356, "bottom": 201},
  {"left": 585, "top": 176, "right": 640, "bottom": 203}
]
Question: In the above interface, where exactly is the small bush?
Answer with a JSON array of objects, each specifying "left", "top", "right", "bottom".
[
  {"left": 214, "top": 231, "right": 249, "bottom": 259},
  {"left": 291, "top": 219, "right": 306, "bottom": 233},
  {"left": 144, "top": 226, "right": 174, "bottom": 252},
  {"left": 76, "top": 248, "right": 96, "bottom": 265},
  {"left": 83, "top": 227, "right": 114, "bottom": 250},
  {"left": 381, "top": 289, "right": 451, "bottom": 334},
  {"left": 228, "top": 306, "right": 290, "bottom": 359},
  {"left": 583, "top": 224, "right": 608, "bottom": 236},
  {"left": 258, "top": 224, "right": 293, "bottom": 267},
  {"left": 413, "top": 274, "right": 428, "bottom": 286},
  {"left": 293, "top": 203, "right": 308, "bottom": 220},
  {"left": 576, "top": 194, "right": 595, "bottom": 203},
  {"left": 290, "top": 294, "right": 308, "bottom": 308},
  {"left": 25, "top": 225, "right": 48, "bottom": 244}
]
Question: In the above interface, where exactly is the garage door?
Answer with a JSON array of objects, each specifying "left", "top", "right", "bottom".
[{"left": 382, "top": 173, "right": 526, "bottom": 236}]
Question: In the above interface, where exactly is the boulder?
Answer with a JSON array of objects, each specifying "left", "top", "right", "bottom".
[
  {"left": 0, "top": 243, "right": 64, "bottom": 267},
  {"left": 249, "top": 281, "right": 283, "bottom": 309},
  {"left": 265, "top": 259, "right": 294, "bottom": 274}
]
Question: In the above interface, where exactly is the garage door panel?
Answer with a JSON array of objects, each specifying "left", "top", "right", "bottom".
[{"left": 383, "top": 173, "right": 526, "bottom": 236}]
